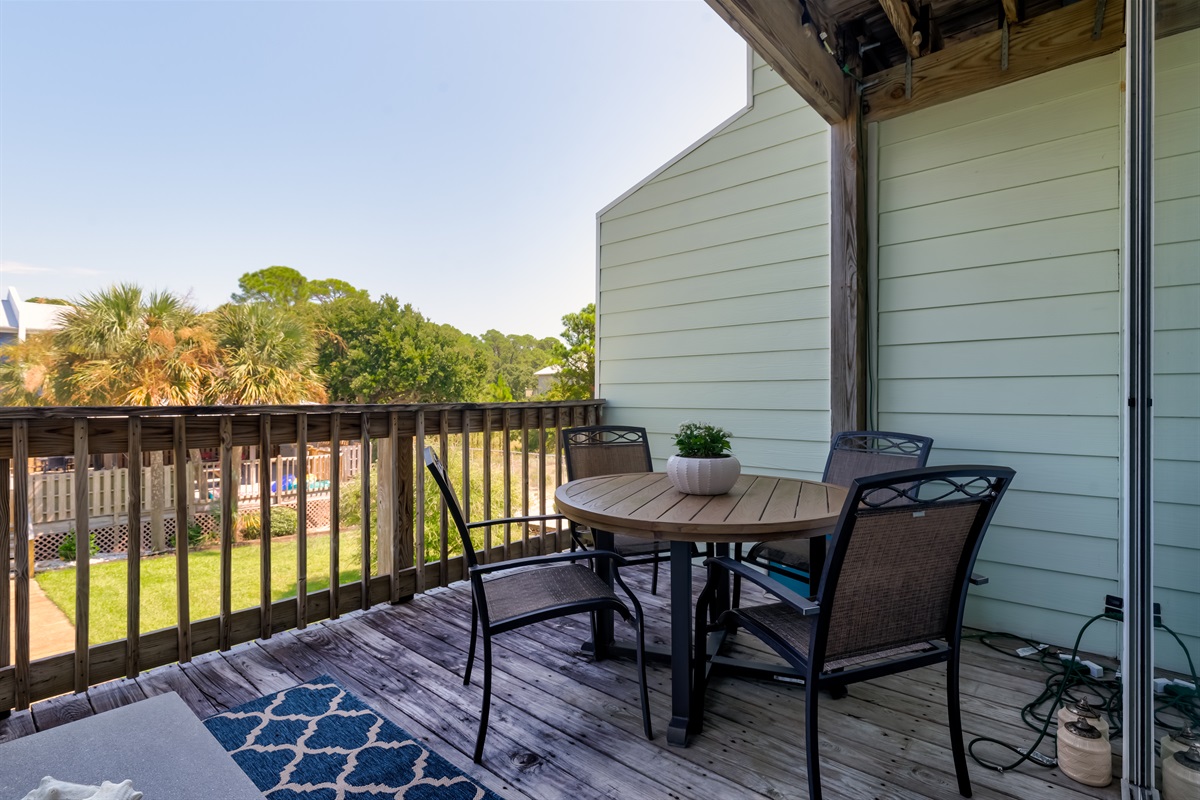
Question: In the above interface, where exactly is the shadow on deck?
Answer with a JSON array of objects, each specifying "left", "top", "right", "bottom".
[{"left": 0, "top": 564, "right": 1122, "bottom": 800}]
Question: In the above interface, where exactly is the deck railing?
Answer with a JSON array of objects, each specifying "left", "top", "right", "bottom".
[{"left": 0, "top": 399, "right": 603, "bottom": 712}]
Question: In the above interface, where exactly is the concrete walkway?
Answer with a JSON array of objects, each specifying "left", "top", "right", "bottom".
[{"left": 7, "top": 578, "right": 77, "bottom": 661}]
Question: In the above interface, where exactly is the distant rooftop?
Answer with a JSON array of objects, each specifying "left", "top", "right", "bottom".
[{"left": 0, "top": 287, "right": 69, "bottom": 341}]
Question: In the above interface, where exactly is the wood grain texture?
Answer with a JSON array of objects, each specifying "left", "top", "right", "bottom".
[
  {"left": 295, "top": 413, "right": 308, "bottom": 630},
  {"left": 879, "top": 0, "right": 921, "bottom": 56},
  {"left": 704, "top": 0, "right": 846, "bottom": 123},
  {"left": 0, "top": 458, "right": 9, "bottom": 670},
  {"left": 329, "top": 412, "right": 341, "bottom": 620},
  {"left": 72, "top": 420, "right": 89, "bottom": 694},
  {"left": 125, "top": 419, "right": 141, "bottom": 678},
  {"left": 258, "top": 415, "right": 273, "bottom": 639},
  {"left": 0, "top": 567, "right": 1135, "bottom": 800},
  {"left": 219, "top": 416, "right": 234, "bottom": 651},
  {"left": 12, "top": 424, "right": 30, "bottom": 709},
  {"left": 864, "top": 0, "right": 1124, "bottom": 122},
  {"left": 830, "top": 88, "right": 868, "bottom": 435},
  {"left": 172, "top": 418, "right": 191, "bottom": 663}
]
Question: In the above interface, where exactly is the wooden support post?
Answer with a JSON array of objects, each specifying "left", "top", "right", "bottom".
[
  {"left": 414, "top": 410, "right": 426, "bottom": 592},
  {"left": 388, "top": 411, "right": 402, "bottom": 602},
  {"left": 376, "top": 426, "right": 394, "bottom": 591},
  {"left": 393, "top": 412, "right": 412, "bottom": 601},
  {"left": 481, "top": 410, "right": 491, "bottom": 566},
  {"left": 460, "top": 409, "right": 471, "bottom": 582},
  {"left": 73, "top": 419, "right": 89, "bottom": 692},
  {"left": 259, "top": 415, "right": 273, "bottom": 639},
  {"left": 13, "top": 422, "right": 30, "bottom": 709},
  {"left": 830, "top": 73, "right": 869, "bottom": 435},
  {"left": 359, "top": 412, "right": 371, "bottom": 610},
  {"left": 329, "top": 412, "right": 341, "bottom": 619},
  {"left": 218, "top": 416, "right": 234, "bottom": 650},
  {"left": 125, "top": 418, "right": 142, "bottom": 678},
  {"left": 296, "top": 413, "right": 308, "bottom": 629},
  {"left": 0, "top": 456, "right": 8, "bottom": 673},
  {"left": 173, "top": 418, "right": 191, "bottom": 663}
]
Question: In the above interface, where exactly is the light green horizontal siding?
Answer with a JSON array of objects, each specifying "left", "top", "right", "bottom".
[
  {"left": 876, "top": 32, "right": 1200, "bottom": 672},
  {"left": 1153, "top": 29, "right": 1200, "bottom": 671},
  {"left": 597, "top": 52, "right": 832, "bottom": 475},
  {"left": 875, "top": 51, "right": 1128, "bottom": 663}
]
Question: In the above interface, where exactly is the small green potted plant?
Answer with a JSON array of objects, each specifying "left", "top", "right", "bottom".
[{"left": 667, "top": 421, "right": 740, "bottom": 495}]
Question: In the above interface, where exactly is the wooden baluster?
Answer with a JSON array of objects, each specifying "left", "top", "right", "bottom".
[
  {"left": 502, "top": 407, "right": 512, "bottom": 561},
  {"left": 538, "top": 408, "right": 547, "bottom": 548},
  {"left": 218, "top": 416, "right": 234, "bottom": 651},
  {"left": 259, "top": 415, "right": 273, "bottom": 639},
  {"left": 0, "top": 457, "right": 10, "bottom": 677},
  {"left": 329, "top": 412, "right": 341, "bottom": 620},
  {"left": 481, "top": 409, "right": 492, "bottom": 565},
  {"left": 126, "top": 418, "right": 142, "bottom": 678},
  {"left": 13, "top": 422, "right": 30, "bottom": 709},
  {"left": 414, "top": 410, "right": 426, "bottom": 594},
  {"left": 554, "top": 407, "right": 566, "bottom": 550},
  {"left": 460, "top": 408, "right": 471, "bottom": 581},
  {"left": 397, "top": 427, "right": 413, "bottom": 599},
  {"left": 74, "top": 419, "right": 90, "bottom": 692},
  {"left": 438, "top": 410, "right": 449, "bottom": 584},
  {"left": 173, "top": 417, "right": 191, "bottom": 663},
  {"left": 388, "top": 411, "right": 402, "bottom": 603},
  {"left": 521, "top": 408, "right": 530, "bottom": 547},
  {"left": 296, "top": 413, "right": 308, "bottom": 629},
  {"left": 359, "top": 412, "right": 371, "bottom": 610}
]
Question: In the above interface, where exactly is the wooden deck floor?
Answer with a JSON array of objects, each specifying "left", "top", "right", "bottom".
[{"left": 0, "top": 563, "right": 1123, "bottom": 800}]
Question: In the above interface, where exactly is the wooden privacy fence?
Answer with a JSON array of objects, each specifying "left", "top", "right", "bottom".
[
  {"left": 0, "top": 399, "right": 603, "bottom": 712},
  {"left": 28, "top": 447, "right": 364, "bottom": 524}
]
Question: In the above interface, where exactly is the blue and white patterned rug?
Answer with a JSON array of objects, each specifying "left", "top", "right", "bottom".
[{"left": 204, "top": 675, "right": 503, "bottom": 800}]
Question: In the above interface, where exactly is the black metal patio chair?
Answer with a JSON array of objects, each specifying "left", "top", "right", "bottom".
[
  {"left": 562, "top": 425, "right": 672, "bottom": 594},
  {"left": 424, "top": 446, "right": 653, "bottom": 762},
  {"left": 697, "top": 465, "right": 1014, "bottom": 800},
  {"left": 734, "top": 430, "right": 933, "bottom": 600}
]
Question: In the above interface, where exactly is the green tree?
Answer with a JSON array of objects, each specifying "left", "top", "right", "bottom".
[
  {"left": 231, "top": 266, "right": 312, "bottom": 306},
  {"left": 318, "top": 296, "right": 488, "bottom": 403},
  {"left": 479, "top": 330, "right": 558, "bottom": 399},
  {"left": 206, "top": 303, "right": 327, "bottom": 404},
  {"left": 547, "top": 303, "right": 595, "bottom": 400},
  {"left": 51, "top": 284, "right": 216, "bottom": 405}
]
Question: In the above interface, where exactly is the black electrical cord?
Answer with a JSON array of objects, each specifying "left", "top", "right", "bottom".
[
  {"left": 965, "top": 615, "right": 1200, "bottom": 773},
  {"left": 967, "top": 614, "right": 1108, "bottom": 772}
]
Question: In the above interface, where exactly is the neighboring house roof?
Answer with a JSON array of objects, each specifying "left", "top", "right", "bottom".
[
  {"left": 533, "top": 365, "right": 560, "bottom": 377},
  {"left": 0, "top": 287, "right": 68, "bottom": 340}
]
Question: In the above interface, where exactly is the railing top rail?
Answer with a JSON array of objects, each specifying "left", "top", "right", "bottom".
[
  {"left": 0, "top": 399, "right": 604, "bottom": 421},
  {"left": 0, "top": 400, "right": 603, "bottom": 459}
]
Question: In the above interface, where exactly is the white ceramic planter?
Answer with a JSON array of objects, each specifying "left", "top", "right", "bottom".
[{"left": 666, "top": 454, "right": 741, "bottom": 495}]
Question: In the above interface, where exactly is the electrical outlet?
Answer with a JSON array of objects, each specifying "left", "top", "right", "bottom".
[{"left": 1080, "top": 660, "right": 1104, "bottom": 679}]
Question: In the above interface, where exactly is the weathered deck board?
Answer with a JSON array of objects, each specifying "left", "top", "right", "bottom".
[{"left": 0, "top": 563, "right": 1127, "bottom": 800}]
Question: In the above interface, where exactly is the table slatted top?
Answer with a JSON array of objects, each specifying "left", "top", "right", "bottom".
[{"left": 554, "top": 473, "right": 847, "bottom": 543}]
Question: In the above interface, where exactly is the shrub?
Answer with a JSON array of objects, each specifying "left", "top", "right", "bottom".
[
  {"left": 238, "top": 506, "right": 300, "bottom": 539},
  {"left": 167, "top": 520, "right": 211, "bottom": 549},
  {"left": 58, "top": 530, "right": 99, "bottom": 561}
]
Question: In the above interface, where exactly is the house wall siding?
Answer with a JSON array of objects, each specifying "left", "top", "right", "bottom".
[
  {"left": 874, "top": 33, "right": 1198, "bottom": 671},
  {"left": 597, "top": 54, "right": 834, "bottom": 476}
]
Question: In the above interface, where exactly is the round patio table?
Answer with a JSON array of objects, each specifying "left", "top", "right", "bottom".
[{"left": 554, "top": 471, "right": 847, "bottom": 746}]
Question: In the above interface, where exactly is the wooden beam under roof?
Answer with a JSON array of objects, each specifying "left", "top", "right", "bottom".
[
  {"left": 704, "top": 0, "right": 847, "bottom": 124},
  {"left": 1001, "top": 0, "right": 1020, "bottom": 25},
  {"left": 863, "top": 0, "right": 1123, "bottom": 122},
  {"left": 878, "top": 0, "right": 922, "bottom": 58}
]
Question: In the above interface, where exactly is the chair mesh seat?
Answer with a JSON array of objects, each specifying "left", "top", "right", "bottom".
[
  {"left": 746, "top": 539, "right": 811, "bottom": 571},
  {"left": 483, "top": 563, "right": 620, "bottom": 624},
  {"left": 740, "top": 602, "right": 939, "bottom": 671}
]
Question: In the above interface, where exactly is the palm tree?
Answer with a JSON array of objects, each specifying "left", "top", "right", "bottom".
[
  {"left": 52, "top": 284, "right": 216, "bottom": 405},
  {"left": 206, "top": 303, "right": 326, "bottom": 405},
  {"left": 0, "top": 331, "right": 60, "bottom": 405}
]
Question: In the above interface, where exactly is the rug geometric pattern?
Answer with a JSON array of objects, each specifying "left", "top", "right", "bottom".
[{"left": 204, "top": 675, "right": 503, "bottom": 800}]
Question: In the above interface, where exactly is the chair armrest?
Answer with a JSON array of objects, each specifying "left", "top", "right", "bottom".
[
  {"left": 467, "top": 514, "right": 568, "bottom": 529},
  {"left": 969, "top": 572, "right": 988, "bottom": 586},
  {"left": 705, "top": 556, "right": 821, "bottom": 617},
  {"left": 470, "top": 549, "right": 627, "bottom": 576}
]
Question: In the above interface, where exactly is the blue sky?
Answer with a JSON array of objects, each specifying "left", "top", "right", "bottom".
[{"left": 0, "top": 0, "right": 746, "bottom": 339}]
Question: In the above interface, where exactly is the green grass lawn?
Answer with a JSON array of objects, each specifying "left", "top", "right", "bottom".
[{"left": 37, "top": 532, "right": 375, "bottom": 645}]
